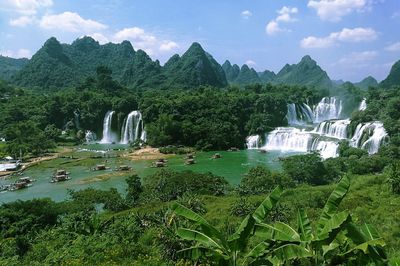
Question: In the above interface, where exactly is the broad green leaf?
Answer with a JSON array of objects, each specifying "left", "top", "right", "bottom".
[
  {"left": 177, "top": 228, "right": 225, "bottom": 252},
  {"left": 346, "top": 223, "right": 387, "bottom": 261},
  {"left": 318, "top": 175, "right": 350, "bottom": 233},
  {"left": 322, "top": 241, "right": 340, "bottom": 256},
  {"left": 317, "top": 211, "right": 350, "bottom": 241},
  {"left": 228, "top": 214, "right": 256, "bottom": 251},
  {"left": 297, "top": 209, "right": 312, "bottom": 241},
  {"left": 269, "top": 244, "right": 312, "bottom": 262},
  {"left": 342, "top": 238, "right": 386, "bottom": 255},
  {"left": 172, "top": 203, "right": 224, "bottom": 243},
  {"left": 245, "top": 241, "right": 270, "bottom": 260},
  {"left": 255, "top": 222, "right": 300, "bottom": 242},
  {"left": 253, "top": 186, "right": 282, "bottom": 223}
]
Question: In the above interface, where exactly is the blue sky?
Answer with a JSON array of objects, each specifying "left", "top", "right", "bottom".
[{"left": 0, "top": 0, "right": 399, "bottom": 82}]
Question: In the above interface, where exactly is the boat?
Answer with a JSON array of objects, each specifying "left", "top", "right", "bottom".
[
  {"left": 212, "top": 153, "right": 222, "bottom": 159},
  {"left": 93, "top": 164, "right": 109, "bottom": 171},
  {"left": 51, "top": 170, "right": 71, "bottom": 183},
  {"left": 185, "top": 158, "right": 196, "bottom": 165},
  {"left": 116, "top": 165, "right": 132, "bottom": 171}
]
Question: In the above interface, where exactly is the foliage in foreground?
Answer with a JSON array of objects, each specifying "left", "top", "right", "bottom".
[{"left": 172, "top": 176, "right": 387, "bottom": 265}]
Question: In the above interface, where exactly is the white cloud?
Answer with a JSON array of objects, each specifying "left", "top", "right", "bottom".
[
  {"left": 245, "top": 60, "right": 256, "bottom": 66},
  {"left": 0, "top": 0, "right": 53, "bottom": 15},
  {"left": 266, "top": 6, "right": 298, "bottom": 36},
  {"left": 0, "top": 48, "right": 32, "bottom": 58},
  {"left": 276, "top": 6, "right": 298, "bottom": 22},
  {"left": 88, "top": 33, "right": 109, "bottom": 44},
  {"left": 39, "top": 12, "right": 107, "bottom": 33},
  {"left": 266, "top": 21, "right": 283, "bottom": 35},
  {"left": 385, "top": 42, "right": 400, "bottom": 52},
  {"left": 308, "top": 0, "right": 368, "bottom": 22},
  {"left": 241, "top": 10, "right": 252, "bottom": 19},
  {"left": 9, "top": 15, "right": 34, "bottom": 26},
  {"left": 160, "top": 41, "right": 179, "bottom": 52},
  {"left": 301, "top": 27, "right": 377, "bottom": 48},
  {"left": 112, "top": 27, "right": 179, "bottom": 56},
  {"left": 336, "top": 50, "right": 378, "bottom": 65}
]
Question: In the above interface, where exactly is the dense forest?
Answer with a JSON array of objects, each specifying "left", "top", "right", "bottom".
[{"left": 1, "top": 36, "right": 400, "bottom": 264}]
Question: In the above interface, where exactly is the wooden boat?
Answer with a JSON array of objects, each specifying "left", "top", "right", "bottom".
[
  {"left": 227, "top": 147, "right": 239, "bottom": 152},
  {"left": 185, "top": 158, "right": 196, "bottom": 165},
  {"left": 51, "top": 170, "right": 71, "bottom": 183},
  {"left": 116, "top": 165, "right": 132, "bottom": 171},
  {"left": 93, "top": 164, "right": 109, "bottom": 171},
  {"left": 154, "top": 161, "right": 166, "bottom": 168},
  {"left": 212, "top": 153, "right": 222, "bottom": 159},
  {"left": 258, "top": 149, "right": 267, "bottom": 153}
]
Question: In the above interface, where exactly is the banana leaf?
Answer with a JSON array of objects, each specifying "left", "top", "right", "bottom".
[{"left": 297, "top": 209, "right": 313, "bottom": 241}]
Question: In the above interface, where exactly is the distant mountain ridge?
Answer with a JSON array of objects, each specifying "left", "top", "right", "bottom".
[
  {"left": 0, "top": 56, "right": 29, "bottom": 81},
  {"left": 380, "top": 60, "right": 400, "bottom": 88},
  {"left": 222, "top": 55, "right": 332, "bottom": 89},
  {"left": 2, "top": 36, "right": 400, "bottom": 90}
]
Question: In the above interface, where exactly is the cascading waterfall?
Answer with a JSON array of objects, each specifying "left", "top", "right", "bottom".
[
  {"left": 85, "top": 130, "right": 97, "bottom": 143},
  {"left": 246, "top": 135, "right": 260, "bottom": 149},
  {"left": 350, "top": 122, "right": 388, "bottom": 154},
  {"left": 359, "top": 98, "right": 367, "bottom": 111},
  {"left": 74, "top": 110, "right": 80, "bottom": 129},
  {"left": 261, "top": 128, "right": 340, "bottom": 158},
  {"left": 120, "top": 111, "right": 146, "bottom": 144},
  {"left": 310, "top": 140, "right": 339, "bottom": 159},
  {"left": 247, "top": 95, "right": 387, "bottom": 159},
  {"left": 286, "top": 103, "right": 314, "bottom": 125},
  {"left": 100, "top": 111, "right": 115, "bottom": 144},
  {"left": 313, "top": 97, "right": 343, "bottom": 123},
  {"left": 262, "top": 127, "right": 312, "bottom": 152},
  {"left": 312, "top": 119, "right": 350, "bottom": 139}
]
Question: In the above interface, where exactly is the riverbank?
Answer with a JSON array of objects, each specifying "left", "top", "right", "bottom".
[
  {"left": 0, "top": 147, "right": 73, "bottom": 179},
  {"left": 124, "top": 146, "right": 174, "bottom": 161}
]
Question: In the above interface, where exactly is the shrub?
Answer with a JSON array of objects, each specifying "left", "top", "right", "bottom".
[{"left": 237, "top": 165, "right": 293, "bottom": 195}]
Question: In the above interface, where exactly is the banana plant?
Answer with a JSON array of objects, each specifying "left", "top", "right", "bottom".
[
  {"left": 171, "top": 186, "right": 283, "bottom": 265},
  {"left": 248, "top": 175, "right": 387, "bottom": 265},
  {"left": 172, "top": 176, "right": 387, "bottom": 265}
]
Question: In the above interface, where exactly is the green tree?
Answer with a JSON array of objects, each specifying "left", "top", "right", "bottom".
[{"left": 126, "top": 174, "right": 143, "bottom": 205}]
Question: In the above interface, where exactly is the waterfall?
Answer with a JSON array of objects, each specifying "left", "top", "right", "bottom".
[
  {"left": 312, "top": 119, "right": 350, "bottom": 139},
  {"left": 313, "top": 97, "right": 343, "bottom": 123},
  {"left": 359, "top": 98, "right": 367, "bottom": 111},
  {"left": 246, "top": 95, "right": 386, "bottom": 159},
  {"left": 350, "top": 122, "right": 388, "bottom": 154},
  {"left": 286, "top": 103, "right": 314, "bottom": 125},
  {"left": 100, "top": 111, "right": 115, "bottom": 144},
  {"left": 74, "top": 110, "right": 80, "bottom": 129},
  {"left": 262, "top": 127, "right": 312, "bottom": 152},
  {"left": 246, "top": 135, "right": 260, "bottom": 149},
  {"left": 120, "top": 111, "right": 145, "bottom": 144},
  {"left": 85, "top": 130, "right": 97, "bottom": 143},
  {"left": 361, "top": 122, "right": 387, "bottom": 154},
  {"left": 261, "top": 127, "right": 340, "bottom": 157},
  {"left": 310, "top": 139, "right": 339, "bottom": 159}
]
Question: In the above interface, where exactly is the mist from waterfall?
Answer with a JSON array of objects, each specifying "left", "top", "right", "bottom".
[{"left": 100, "top": 111, "right": 115, "bottom": 144}]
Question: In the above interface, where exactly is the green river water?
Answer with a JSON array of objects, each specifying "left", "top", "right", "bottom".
[{"left": 0, "top": 144, "right": 299, "bottom": 203}]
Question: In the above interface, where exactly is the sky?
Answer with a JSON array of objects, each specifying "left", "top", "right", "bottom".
[{"left": 0, "top": 0, "right": 400, "bottom": 82}]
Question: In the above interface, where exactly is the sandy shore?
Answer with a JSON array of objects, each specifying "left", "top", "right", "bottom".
[
  {"left": 0, "top": 147, "right": 73, "bottom": 178},
  {"left": 124, "top": 146, "right": 173, "bottom": 161}
]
